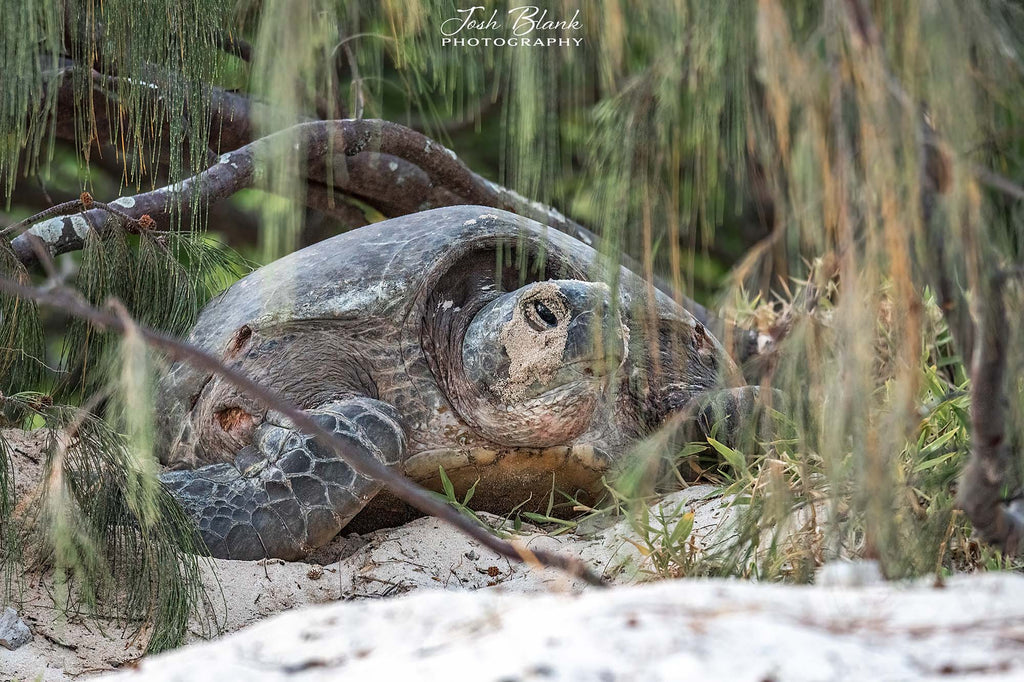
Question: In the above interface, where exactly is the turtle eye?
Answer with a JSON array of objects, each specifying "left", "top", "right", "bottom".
[{"left": 532, "top": 300, "right": 559, "bottom": 327}]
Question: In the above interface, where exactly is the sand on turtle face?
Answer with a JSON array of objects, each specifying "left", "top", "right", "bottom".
[{"left": 494, "top": 282, "right": 571, "bottom": 402}]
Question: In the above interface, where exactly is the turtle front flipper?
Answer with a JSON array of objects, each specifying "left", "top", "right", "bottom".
[{"left": 160, "top": 397, "right": 406, "bottom": 560}]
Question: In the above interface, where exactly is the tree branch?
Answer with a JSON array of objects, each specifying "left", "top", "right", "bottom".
[
  {"left": 971, "top": 165, "right": 1024, "bottom": 204},
  {"left": 10, "top": 120, "right": 474, "bottom": 261},
  {"left": 31, "top": 63, "right": 764, "bottom": 362},
  {"left": 0, "top": 275, "right": 606, "bottom": 586},
  {"left": 957, "top": 270, "right": 1024, "bottom": 554},
  {"left": 13, "top": 117, "right": 758, "bottom": 360}
]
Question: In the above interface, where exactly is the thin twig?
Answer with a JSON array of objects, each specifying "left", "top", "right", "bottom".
[
  {"left": 340, "top": 40, "right": 364, "bottom": 120},
  {"left": 1, "top": 199, "right": 86, "bottom": 239},
  {"left": 972, "top": 165, "right": 1024, "bottom": 204},
  {"left": 329, "top": 32, "right": 396, "bottom": 55},
  {"left": 0, "top": 276, "right": 607, "bottom": 586},
  {"left": 1, "top": 193, "right": 149, "bottom": 240}
]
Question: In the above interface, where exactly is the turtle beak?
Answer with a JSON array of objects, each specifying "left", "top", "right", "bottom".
[{"left": 560, "top": 283, "right": 625, "bottom": 373}]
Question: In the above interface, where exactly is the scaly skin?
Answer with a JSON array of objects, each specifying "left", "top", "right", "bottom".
[{"left": 161, "top": 397, "right": 405, "bottom": 560}]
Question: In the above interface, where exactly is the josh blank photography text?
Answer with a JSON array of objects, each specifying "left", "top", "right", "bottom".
[{"left": 441, "top": 6, "right": 584, "bottom": 47}]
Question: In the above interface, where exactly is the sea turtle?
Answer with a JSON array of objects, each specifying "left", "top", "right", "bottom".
[{"left": 156, "top": 206, "right": 760, "bottom": 560}]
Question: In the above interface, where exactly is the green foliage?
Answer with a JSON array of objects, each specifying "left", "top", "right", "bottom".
[
  {"left": 0, "top": 431, "right": 18, "bottom": 597},
  {"left": 622, "top": 503, "right": 699, "bottom": 580},
  {"left": 0, "top": 393, "right": 211, "bottom": 653},
  {"left": 0, "top": 0, "right": 232, "bottom": 202},
  {"left": 609, "top": 286, "right": 1021, "bottom": 583},
  {"left": 433, "top": 465, "right": 504, "bottom": 535},
  {"left": 57, "top": 226, "right": 249, "bottom": 399},
  {"left": 0, "top": 242, "right": 45, "bottom": 394},
  {"left": 0, "top": 0, "right": 62, "bottom": 200},
  {"left": 0, "top": 204, "right": 245, "bottom": 658}
]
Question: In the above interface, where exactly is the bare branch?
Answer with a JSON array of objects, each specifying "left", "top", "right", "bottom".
[
  {"left": 2, "top": 192, "right": 151, "bottom": 242},
  {"left": 0, "top": 275, "right": 606, "bottom": 586},
  {"left": 957, "top": 270, "right": 1024, "bottom": 554},
  {"left": 1, "top": 198, "right": 90, "bottom": 239},
  {"left": 38, "top": 66, "right": 635, "bottom": 266},
  {"left": 972, "top": 165, "right": 1024, "bottom": 204},
  {"left": 308, "top": 151, "right": 462, "bottom": 216},
  {"left": 10, "top": 120, "right": 475, "bottom": 261},
  {"left": 302, "top": 186, "right": 371, "bottom": 228},
  {"left": 35, "top": 66, "right": 761, "bottom": 361},
  {"left": 13, "top": 118, "right": 748, "bottom": 353}
]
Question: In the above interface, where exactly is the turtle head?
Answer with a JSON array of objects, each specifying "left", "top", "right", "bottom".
[{"left": 461, "top": 280, "right": 626, "bottom": 446}]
